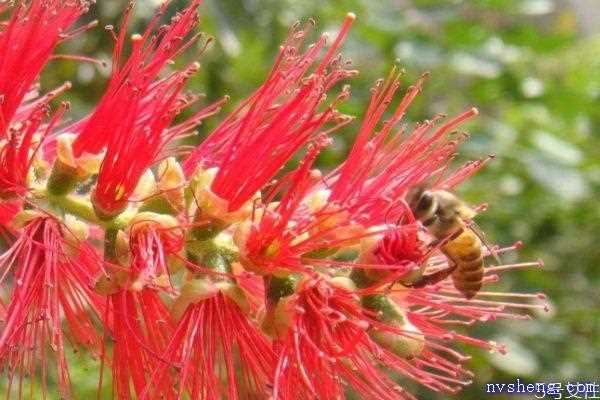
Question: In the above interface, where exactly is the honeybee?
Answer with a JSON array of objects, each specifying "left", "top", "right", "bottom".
[{"left": 404, "top": 186, "right": 497, "bottom": 299}]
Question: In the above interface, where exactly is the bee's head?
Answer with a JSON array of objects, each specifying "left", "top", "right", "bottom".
[{"left": 406, "top": 185, "right": 436, "bottom": 222}]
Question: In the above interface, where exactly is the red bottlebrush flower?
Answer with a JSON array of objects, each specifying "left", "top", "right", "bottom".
[
  {"left": 0, "top": 216, "right": 104, "bottom": 398},
  {"left": 183, "top": 14, "right": 357, "bottom": 215},
  {"left": 235, "top": 70, "right": 480, "bottom": 276},
  {"left": 96, "top": 213, "right": 183, "bottom": 398},
  {"left": 71, "top": 0, "right": 203, "bottom": 156},
  {"left": 270, "top": 277, "right": 474, "bottom": 400},
  {"left": 127, "top": 212, "right": 185, "bottom": 292},
  {"left": 235, "top": 136, "right": 371, "bottom": 275},
  {"left": 142, "top": 289, "right": 276, "bottom": 400},
  {"left": 0, "top": 89, "right": 70, "bottom": 197},
  {"left": 324, "top": 68, "right": 479, "bottom": 225},
  {"left": 108, "top": 290, "right": 176, "bottom": 400},
  {"left": 235, "top": 141, "right": 328, "bottom": 274},
  {"left": 0, "top": 1, "right": 89, "bottom": 138},
  {"left": 55, "top": 0, "right": 223, "bottom": 218},
  {"left": 0, "top": 3, "right": 547, "bottom": 398},
  {"left": 391, "top": 242, "right": 548, "bottom": 353},
  {"left": 0, "top": 201, "right": 19, "bottom": 227},
  {"left": 91, "top": 67, "right": 225, "bottom": 218},
  {"left": 90, "top": 63, "right": 215, "bottom": 218}
]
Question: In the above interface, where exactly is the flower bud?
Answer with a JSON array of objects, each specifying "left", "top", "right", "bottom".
[
  {"left": 329, "top": 276, "right": 357, "bottom": 291},
  {"left": 156, "top": 157, "right": 185, "bottom": 212},
  {"left": 190, "top": 167, "right": 258, "bottom": 225},
  {"left": 302, "top": 188, "right": 331, "bottom": 213},
  {"left": 129, "top": 211, "right": 179, "bottom": 234},
  {"left": 132, "top": 169, "right": 157, "bottom": 201},
  {"left": 47, "top": 134, "right": 104, "bottom": 196},
  {"left": 171, "top": 276, "right": 250, "bottom": 319},
  {"left": 370, "top": 318, "right": 425, "bottom": 360},
  {"left": 362, "top": 293, "right": 425, "bottom": 359},
  {"left": 62, "top": 214, "right": 89, "bottom": 243}
]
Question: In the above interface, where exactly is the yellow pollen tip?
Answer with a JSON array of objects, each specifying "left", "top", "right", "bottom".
[
  {"left": 114, "top": 184, "right": 126, "bottom": 201},
  {"left": 264, "top": 242, "right": 280, "bottom": 259}
]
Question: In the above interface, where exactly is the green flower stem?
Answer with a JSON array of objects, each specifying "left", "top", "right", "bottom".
[
  {"left": 43, "top": 190, "right": 135, "bottom": 230},
  {"left": 47, "top": 193, "right": 100, "bottom": 223}
]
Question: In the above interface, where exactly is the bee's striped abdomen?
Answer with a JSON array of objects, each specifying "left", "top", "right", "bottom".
[{"left": 442, "top": 230, "right": 484, "bottom": 299}]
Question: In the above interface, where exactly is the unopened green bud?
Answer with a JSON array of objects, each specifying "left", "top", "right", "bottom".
[
  {"left": 266, "top": 274, "right": 300, "bottom": 303},
  {"left": 370, "top": 319, "right": 425, "bottom": 359},
  {"left": 362, "top": 293, "right": 425, "bottom": 359}
]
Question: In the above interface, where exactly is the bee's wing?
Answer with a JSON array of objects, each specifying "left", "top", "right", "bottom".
[{"left": 463, "top": 219, "right": 501, "bottom": 264}]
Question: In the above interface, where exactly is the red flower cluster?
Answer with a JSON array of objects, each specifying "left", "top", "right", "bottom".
[
  {"left": 0, "top": 1, "right": 546, "bottom": 399},
  {"left": 0, "top": 0, "right": 90, "bottom": 197}
]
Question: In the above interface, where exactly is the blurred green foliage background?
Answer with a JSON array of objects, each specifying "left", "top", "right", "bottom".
[{"left": 39, "top": 0, "right": 600, "bottom": 398}]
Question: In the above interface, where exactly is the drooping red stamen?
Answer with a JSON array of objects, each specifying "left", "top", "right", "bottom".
[
  {"left": 272, "top": 278, "right": 473, "bottom": 400},
  {"left": 142, "top": 292, "right": 276, "bottom": 400},
  {"left": 243, "top": 141, "right": 327, "bottom": 273},
  {"left": 0, "top": 217, "right": 104, "bottom": 398},
  {"left": 127, "top": 215, "right": 185, "bottom": 292},
  {"left": 109, "top": 290, "right": 176, "bottom": 400},
  {"left": 101, "top": 216, "right": 184, "bottom": 398}
]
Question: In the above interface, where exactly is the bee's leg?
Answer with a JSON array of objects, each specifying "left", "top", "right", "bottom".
[{"left": 403, "top": 263, "right": 458, "bottom": 289}]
